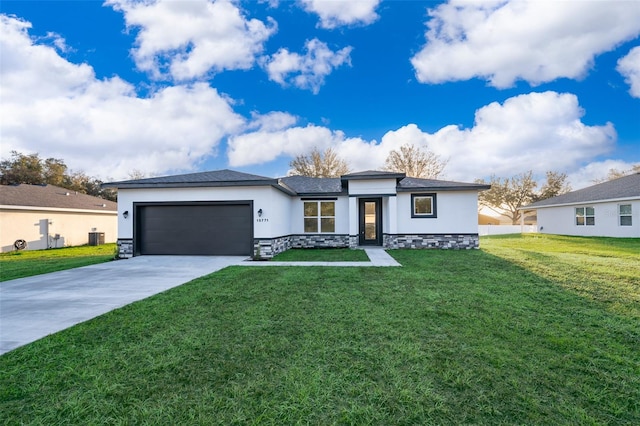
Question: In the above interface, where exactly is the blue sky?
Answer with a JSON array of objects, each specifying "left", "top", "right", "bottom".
[{"left": 1, "top": 0, "right": 639, "bottom": 189}]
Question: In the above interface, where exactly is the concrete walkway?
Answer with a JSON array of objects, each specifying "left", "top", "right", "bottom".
[
  {"left": 0, "top": 256, "right": 245, "bottom": 355},
  {"left": 242, "top": 247, "right": 402, "bottom": 267}
]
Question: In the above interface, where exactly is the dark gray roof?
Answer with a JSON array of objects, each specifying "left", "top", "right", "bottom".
[
  {"left": 279, "top": 176, "right": 344, "bottom": 195},
  {"left": 0, "top": 184, "right": 117, "bottom": 211},
  {"left": 397, "top": 177, "right": 491, "bottom": 192},
  {"left": 104, "top": 168, "right": 489, "bottom": 195},
  {"left": 341, "top": 170, "right": 406, "bottom": 180},
  {"left": 104, "top": 169, "right": 277, "bottom": 189},
  {"left": 524, "top": 172, "right": 640, "bottom": 209}
]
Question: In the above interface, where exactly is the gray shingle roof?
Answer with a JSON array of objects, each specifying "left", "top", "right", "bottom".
[
  {"left": 397, "top": 177, "right": 491, "bottom": 192},
  {"left": 104, "top": 169, "right": 277, "bottom": 189},
  {"left": 103, "top": 169, "right": 489, "bottom": 195},
  {"left": 0, "top": 184, "right": 117, "bottom": 211},
  {"left": 524, "top": 172, "right": 640, "bottom": 208},
  {"left": 341, "top": 170, "right": 406, "bottom": 180},
  {"left": 279, "top": 176, "right": 344, "bottom": 195}
]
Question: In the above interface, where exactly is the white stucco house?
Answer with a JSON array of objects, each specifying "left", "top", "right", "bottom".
[
  {"left": 103, "top": 169, "right": 491, "bottom": 259},
  {"left": 522, "top": 172, "right": 640, "bottom": 238},
  {"left": 0, "top": 184, "right": 117, "bottom": 252}
]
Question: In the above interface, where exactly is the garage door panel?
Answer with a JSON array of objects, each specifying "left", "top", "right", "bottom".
[{"left": 138, "top": 204, "right": 252, "bottom": 255}]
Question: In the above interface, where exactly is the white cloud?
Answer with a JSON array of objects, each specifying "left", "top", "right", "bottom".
[
  {"left": 567, "top": 159, "right": 639, "bottom": 190},
  {"left": 411, "top": 0, "right": 640, "bottom": 88},
  {"left": 228, "top": 91, "right": 616, "bottom": 182},
  {"left": 0, "top": 14, "right": 244, "bottom": 179},
  {"left": 106, "top": 0, "right": 276, "bottom": 81},
  {"left": 299, "top": 0, "right": 380, "bottom": 29},
  {"left": 228, "top": 123, "right": 360, "bottom": 167},
  {"left": 262, "top": 38, "right": 352, "bottom": 93},
  {"left": 617, "top": 46, "right": 640, "bottom": 98}
]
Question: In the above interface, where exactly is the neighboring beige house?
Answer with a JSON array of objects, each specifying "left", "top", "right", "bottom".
[{"left": 0, "top": 184, "right": 117, "bottom": 252}]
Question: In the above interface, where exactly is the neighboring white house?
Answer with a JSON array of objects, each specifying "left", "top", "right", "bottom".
[
  {"left": 521, "top": 172, "right": 640, "bottom": 238},
  {"left": 0, "top": 184, "right": 117, "bottom": 252},
  {"left": 104, "top": 169, "right": 491, "bottom": 259}
]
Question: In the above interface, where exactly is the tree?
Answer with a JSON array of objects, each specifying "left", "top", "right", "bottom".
[
  {"left": 289, "top": 147, "right": 350, "bottom": 177},
  {"left": 592, "top": 164, "right": 640, "bottom": 183},
  {"left": 383, "top": 143, "right": 447, "bottom": 179},
  {"left": 477, "top": 170, "right": 573, "bottom": 224},
  {"left": 477, "top": 171, "right": 537, "bottom": 225},
  {"left": 43, "top": 157, "right": 68, "bottom": 186},
  {"left": 0, "top": 151, "right": 117, "bottom": 201},
  {"left": 535, "top": 171, "right": 571, "bottom": 202},
  {"left": 0, "top": 151, "right": 44, "bottom": 185}
]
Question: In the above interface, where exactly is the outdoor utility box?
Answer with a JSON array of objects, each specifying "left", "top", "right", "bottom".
[{"left": 88, "top": 232, "right": 105, "bottom": 246}]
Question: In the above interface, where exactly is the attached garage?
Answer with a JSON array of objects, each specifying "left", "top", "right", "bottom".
[{"left": 135, "top": 202, "right": 252, "bottom": 256}]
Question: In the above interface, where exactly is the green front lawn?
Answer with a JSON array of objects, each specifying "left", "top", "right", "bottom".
[
  {"left": 0, "top": 244, "right": 117, "bottom": 281},
  {"left": 1, "top": 235, "right": 638, "bottom": 424},
  {"left": 271, "top": 248, "right": 369, "bottom": 262}
]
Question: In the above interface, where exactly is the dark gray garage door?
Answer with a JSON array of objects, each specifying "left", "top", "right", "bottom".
[{"left": 137, "top": 204, "right": 252, "bottom": 255}]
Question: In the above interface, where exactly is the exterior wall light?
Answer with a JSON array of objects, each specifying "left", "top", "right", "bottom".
[
  {"left": 123, "top": 210, "right": 129, "bottom": 219},
  {"left": 257, "top": 208, "right": 263, "bottom": 217}
]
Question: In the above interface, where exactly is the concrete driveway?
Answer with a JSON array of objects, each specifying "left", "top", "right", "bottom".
[{"left": 0, "top": 255, "right": 246, "bottom": 355}]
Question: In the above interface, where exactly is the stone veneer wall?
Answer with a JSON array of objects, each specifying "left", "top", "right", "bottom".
[
  {"left": 117, "top": 239, "right": 134, "bottom": 258},
  {"left": 253, "top": 236, "right": 291, "bottom": 259},
  {"left": 120, "top": 234, "right": 479, "bottom": 260},
  {"left": 253, "top": 234, "right": 351, "bottom": 259},
  {"left": 384, "top": 234, "right": 479, "bottom": 249},
  {"left": 290, "top": 234, "right": 350, "bottom": 249}
]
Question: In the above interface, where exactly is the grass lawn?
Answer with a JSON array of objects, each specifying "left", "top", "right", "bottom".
[
  {"left": 1, "top": 235, "right": 638, "bottom": 424},
  {"left": 271, "top": 248, "right": 369, "bottom": 262},
  {"left": 0, "top": 244, "right": 117, "bottom": 281}
]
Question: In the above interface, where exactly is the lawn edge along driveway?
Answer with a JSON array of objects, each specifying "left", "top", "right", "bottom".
[{"left": 0, "top": 256, "right": 246, "bottom": 355}]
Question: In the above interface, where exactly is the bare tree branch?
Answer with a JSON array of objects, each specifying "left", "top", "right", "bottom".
[
  {"left": 384, "top": 144, "right": 447, "bottom": 178},
  {"left": 289, "top": 147, "right": 350, "bottom": 177}
]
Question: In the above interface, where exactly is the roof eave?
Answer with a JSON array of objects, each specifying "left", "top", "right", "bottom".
[
  {"left": 341, "top": 173, "right": 406, "bottom": 181},
  {"left": 521, "top": 195, "right": 640, "bottom": 210},
  {"left": 103, "top": 180, "right": 278, "bottom": 189},
  {"left": 397, "top": 184, "right": 491, "bottom": 192},
  {"left": 295, "top": 191, "right": 346, "bottom": 197}
]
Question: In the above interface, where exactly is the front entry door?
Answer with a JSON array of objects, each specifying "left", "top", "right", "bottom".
[{"left": 359, "top": 198, "right": 382, "bottom": 246}]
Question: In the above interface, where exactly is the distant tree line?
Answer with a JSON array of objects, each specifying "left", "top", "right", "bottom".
[
  {"left": 475, "top": 171, "right": 572, "bottom": 224},
  {"left": 289, "top": 144, "right": 448, "bottom": 179},
  {"left": 0, "top": 151, "right": 117, "bottom": 201}
]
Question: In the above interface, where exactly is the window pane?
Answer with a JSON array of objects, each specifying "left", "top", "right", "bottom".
[
  {"left": 304, "top": 202, "right": 318, "bottom": 217},
  {"left": 575, "top": 207, "right": 584, "bottom": 216},
  {"left": 620, "top": 204, "right": 632, "bottom": 215},
  {"left": 586, "top": 207, "right": 595, "bottom": 216},
  {"left": 320, "top": 202, "right": 335, "bottom": 216},
  {"left": 576, "top": 216, "right": 585, "bottom": 226},
  {"left": 365, "top": 223, "right": 376, "bottom": 239},
  {"left": 586, "top": 216, "right": 595, "bottom": 226},
  {"left": 321, "top": 218, "right": 335, "bottom": 233},
  {"left": 304, "top": 218, "right": 317, "bottom": 233},
  {"left": 365, "top": 202, "right": 375, "bottom": 215},
  {"left": 414, "top": 197, "right": 432, "bottom": 214},
  {"left": 620, "top": 216, "right": 632, "bottom": 226}
]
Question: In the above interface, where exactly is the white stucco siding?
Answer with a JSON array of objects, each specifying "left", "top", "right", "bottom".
[
  {"left": 262, "top": 188, "right": 293, "bottom": 238},
  {"left": 536, "top": 199, "right": 640, "bottom": 237},
  {"left": 348, "top": 180, "right": 397, "bottom": 196},
  {"left": 396, "top": 191, "right": 480, "bottom": 234},
  {"left": 290, "top": 197, "right": 349, "bottom": 235},
  {"left": 0, "top": 208, "right": 117, "bottom": 252},
  {"left": 116, "top": 186, "right": 291, "bottom": 239}
]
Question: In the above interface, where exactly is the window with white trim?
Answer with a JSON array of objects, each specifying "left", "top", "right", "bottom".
[
  {"left": 411, "top": 193, "right": 437, "bottom": 218},
  {"left": 575, "top": 207, "right": 595, "bottom": 226},
  {"left": 304, "top": 201, "right": 335, "bottom": 233},
  {"left": 619, "top": 204, "right": 632, "bottom": 226}
]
